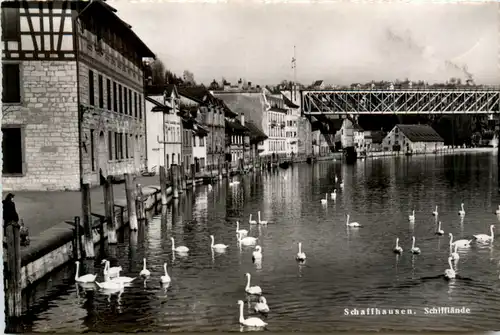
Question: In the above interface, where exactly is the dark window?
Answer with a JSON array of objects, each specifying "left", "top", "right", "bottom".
[
  {"left": 88, "top": 70, "right": 95, "bottom": 106},
  {"left": 108, "top": 131, "right": 113, "bottom": 160},
  {"left": 113, "top": 82, "right": 117, "bottom": 112},
  {"left": 114, "top": 132, "right": 119, "bottom": 159},
  {"left": 138, "top": 95, "right": 142, "bottom": 119},
  {"left": 90, "top": 129, "right": 95, "bottom": 171},
  {"left": 2, "top": 63, "right": 20, "bottom": 103},
  {"left": 106, "top": 78, "right": 111, "bottom": 110},
  {"left": 118, "top": 85, "right": 122, "bottom": 113},
  {"left": 125, "top": 134, "right": 129, "bottom": 158},
  {"left": 130, "top": 135, "right": 134, "bottom": 158},
  {"left": 1, "top": 7, "right": 20, "bottom": 41},
  {"left": 123, "top": 87, "right": 128, "bottom": 115},
  {"left": 98, "top": 74, "right": 104, "bottom": 108},
  {"left": 2, "top": 127, "right": 23, "bottom": 174},
  {"left": 134, "top": 92, "right": 138, "bottom": 117},
  {"left": 119, "top": 133, "right": 123, "bottom": 159},
  {"left": 129, "top": 90, "right": 132, "bottom": 116}
]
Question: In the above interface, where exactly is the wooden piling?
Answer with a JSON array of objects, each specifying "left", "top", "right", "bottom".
[
  {"left": 181, "top": 162, "right": 187, "bottom": 190},
  {"left": 160, "top": 165, "right": 168, "bottom": 205},
  {"left": 136, "top": 183, "right": 146, "bottom": 221},
  {"left": 81, "top": 183, "right": 95, "bottom": 258},
  {"left": 125, "top": 173, "right": 139, "bottom": 231},
  {"left": 74, "top": 216, "right": 82, "bottom": 259},
  {"left": 171, "top": 164, "right": 179, "bottom": 199},
  {"left": 178, "top": 162, "right": 185, "bottom": 194},
  {"left": 224, "top": 161, "right": 229, "bottom": 177},
  {"left": 104, "top": 176, "right": 117, "bottom": 244},
  {"left": 6, "top": 221, "right": 22, "bottom": 317},
  {"left": 190, "top": 163, "right": 196, "bottom": 187}
]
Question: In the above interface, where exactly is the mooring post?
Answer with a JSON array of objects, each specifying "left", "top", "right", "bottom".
[
  {"left": 104, "top": 176, "right": 117, "bottom": 244},
  {"left": 160, "top": 165, "right": 168, "bottom": 205},
  {"left": 224, "top": 161, "right": 229, "bottom": 177},
  {"left": 136, "top": 183, "right": 146, "bottom": 221},
  {"left": 190, "top": 163, "right": 196, "bottom": 187},
  {"left": 171, "top": 164, "right": 179, "bottom": 199},
  {"left": 124, "top": 173, "right": 138, "bottom": 231},
  {"left": 81, "top": 183, "right": 95, "bottom": 259},
  {"left": 181, "top": 161, "right": 187, "bottom": 190},
  {"left": 178, "top": 162, "right": 185, "bottom": 194},
  {"left": 6, "top": 221, "right": 22, "bottom": 318},
  {"left": 73, "top": 216, "right": 82, "bottom": 259}
]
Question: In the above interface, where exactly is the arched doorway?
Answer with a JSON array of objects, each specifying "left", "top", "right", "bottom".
[{"left": 98, "top": 131, "right": 108, "bottom": 176}]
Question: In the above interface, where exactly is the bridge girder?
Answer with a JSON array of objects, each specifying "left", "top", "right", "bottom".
[{"left": 301, "top": 89, "right": 500, "bottom": 115}]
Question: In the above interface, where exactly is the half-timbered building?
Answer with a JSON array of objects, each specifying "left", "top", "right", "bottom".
[{"left": 1, "top": 0, "right": 155, "bottom": 191}]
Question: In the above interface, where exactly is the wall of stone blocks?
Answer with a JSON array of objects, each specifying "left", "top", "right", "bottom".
[
  {"left": 297, "top": 117, "right": 312, "bottom": 156},
  {"left": 2, "top": 60, "right": 80, "bottom": 191}
]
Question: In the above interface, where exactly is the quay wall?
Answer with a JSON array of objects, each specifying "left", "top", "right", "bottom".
[
  {"left": 2, "top": 60, "right": 79, "bottom": 191},
  {"left": 363, "top": 147, "right": 495, "bottom": 158},
  {"left": 18, "top": 179, "right": 203, "bottom": 291}
]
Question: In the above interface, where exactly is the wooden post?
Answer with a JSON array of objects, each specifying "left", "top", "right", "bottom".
[
  {"left": 104, "top": 176, "right": 117, "bottom": 244},
  {"left": 160, "top": 165, "right": 168, "bottom": 205},
  {"left": 178, "top": 162, "right": 185, "bottom": 194},
  {"left": 190, "top": 163, "right": 196, "bottom": 187},
  {"left": 171, "top": 164, "right": 179, "bottom": 199},
  {"left": 224, "top": 161, "right": 229, "bottom": 177},
  {"left": 81, "top": 183, "right": 95, "bottom": 258},
  {"left": 136, "top": 183, "right": 145, "bottom": 221},
  {"left": 125, "top": 173, "right": 138, "bottom": 231},
  {"left": 74, "top": 216, "right": 82, "bottom": 259},
  {"left": 6, "top": 222, "right": 22, "bottom": 317},
  {"left": 181, "top": 161, "right": 187, "bottom": 190}
]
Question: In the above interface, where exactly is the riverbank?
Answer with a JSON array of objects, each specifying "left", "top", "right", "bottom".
[{"left": 362, "top": 147, "right": 496, "bottom": 159}]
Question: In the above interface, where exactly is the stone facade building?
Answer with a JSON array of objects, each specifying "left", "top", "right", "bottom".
[{"left": 1, "top": 0, "right": 155, "bottom": 191}]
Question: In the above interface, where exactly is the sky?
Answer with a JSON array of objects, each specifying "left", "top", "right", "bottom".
[{"left": 108, "top": 0, "right": 499, "bottom": 86}]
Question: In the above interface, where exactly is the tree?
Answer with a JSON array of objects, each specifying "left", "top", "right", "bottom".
[
  {"left": 182, "top": 70, "right": 196, "bottom": 86},
  {"left": 150, "top": 59, "right": 166, "bottom": 87}
]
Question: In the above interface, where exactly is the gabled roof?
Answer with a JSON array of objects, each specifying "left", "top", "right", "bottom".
[
  {"left": 365, "top": 130, "right": 384, "bottom": 144},
  {"left": 395, "top": 124, "right": 444, "bottom": 143},
  {"left": 245, "top": 121, "right": 268, "bottom": 143},
  {"left": 194, "top": 124, "right": 209, "bottom": 137},
  {"left": 145, "top": 96, "right": 171, "bottom": 112},
  {"left": 225, "top": 119, "right": 249, "bottom": 134},
  {"left": 353, "top": 123, "right": 363, "bottom": 131},
  {"left": 178, "top": 86, "right": 212, "bottom": 105},
  {"left": 165, "top": 84, "right": 179, "bottom": 99},
  {"left": 281, "top": 93, "right": 299, "bottom": 108},
  {"left": 312, "top": 80, "right": 323, "bottom": 87}
]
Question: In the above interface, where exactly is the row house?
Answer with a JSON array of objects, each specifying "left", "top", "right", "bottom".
[
  {"left": 262, "top": 89, "right": 288, "bottom": 158},
  {"left": 1, "top": 0, "right": 155, "bottom": 191},
  {"left": 281, "top": 92, "right": 300, "bottom": 156},
  {"left": 225, "top": 114, "right": 250, "bottom": 169},
  {"left": 144, "top": 84, "right": 182, "bottom": 174}
]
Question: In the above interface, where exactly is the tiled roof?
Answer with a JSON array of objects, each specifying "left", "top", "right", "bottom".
[
  {"left": 268, "top": 107, "right": 287, "bottom": 114},
  {"left": 225, "top": 119, "right": 249, "bottom": 133},
  {"left": 281, "top": 93, "right": 299, "bottom": 108},
  {"left": 365, "top": 130, "right": 384, "bottom": 144},
  {"left": 178, "top": 86, "right": 211, "bottom": 105},
  {"left": 245, "top": 121, "right": 268, "bottom": 143},
  {"left": 214, "top": 93, "right": 266, "bottom": 135},
  {"left": 396, "top": 124, "right": 444, "bottom": 143},
  {"left": 145, "top": 96, "right": 171, "bottom": 112},
  {"left": 194, "top": 124, "right": 208, "bottom": 137},
  {"left": 165, "top": 84, "right": 179, "bottom": 98},
  {"left": 312, "top": 80, "right": 323, "bottom": 87}
]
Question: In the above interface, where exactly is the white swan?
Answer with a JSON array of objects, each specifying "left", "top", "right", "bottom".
[
  {"left": 458, "top": 203, "right": 466, "bottom": 216},
  {"left": 109, "top": 275, "right": 136, "bottom": 285},
  {"left": 236, "top": 221, "right": 248, "bottom": 237},
  {"left": 346, "top": 214, "right": 361, "bottom": 227},
  {"left": 208, "top": 184, "right": 213, "bottom": 191},
  {"left": 408, "top": 210, "right": 415, "bottom": 222},
  {"left": 254, "top": 296, "right": 270, "bottom": 313},
  {"left": 496, "top": 205, "right": 500, "bottom": 215},
  {"left": 449, "top": 233, "right": 472, "bottom": 248},
  {"left": 320, "top": 193, "right": 328, "bottom": 205},
  {"left": 210, "top": 234, "right": 228, "bottom": 251},
  {"left": 450, "top": 243, "right": 459, "bottom": 262},
  {"left": 160, "top": 262, "right": 171, "bottom": 283},
  {"left": 432, "top": 205, "right": 438, "bottom": 216},
  {"left": 249, "top": 214, "right": 257, "bottom": 225},
  {"left": 257, "top": 211, "right": 268, "bottom": 225},
  {"left": 473, "top": 225, "right": 495, "bottom": 243},
  {"left": 435, "top": 221, "right": 444, "bottom": 235},
  {"left": 171, "top": 237, "right": 190, "bottom": 253},
  {"left": 237, "top": 300, "right": 267, "bottom": 327},
  {"left": 410, "top": 236, "right": 421, "bottom": 254},
  {"left": 252, "top": 245, "right": 263, "bottom": 262},
  {"left": 339, "top": 181, "right": 344, "bottom": 188},
  {"left": 393, "top": 238, "right": 403, "bottom": 254},
  {"left": 75, "top": 261, "right": 97, "bottom": 283},
  {"left": 444, "top": 256, "right": 456, "bottom": 280},
  {"left": 331, "top": 190, "right": 337, "bottom": 200},
  {"left": 335, "top": 175, "right": 338, "bottom": 183},
  {"left": 296, "top": 242, "right": 306, "bottom": 261},
  {"left": 139, "top": 258, "right": 150, "bottom": 277},
  {"left": 102, "top": 259, "right": 122, "bottom": 279},
  {"left": 95, "top": 279, "right": 125, "bottom": 290},
  {"left": 237, "top": 231, "right": 257, "bottom": 245},
  {"left": 244, "top": 273, "right": 262, "bottom": 295}
]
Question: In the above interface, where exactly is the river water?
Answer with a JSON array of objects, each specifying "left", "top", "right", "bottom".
[{"left": 18, "top": 151, "right": 500, "bottom": 332}]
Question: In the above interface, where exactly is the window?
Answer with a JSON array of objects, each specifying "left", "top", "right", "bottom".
[
  {"left": 138, "top": 95, "right": 142, "bottom": 119},
  {"left": 90, "top": 129, "right": 95, "bottom": 171},
  {"left": 134, "top": 92, "right": 138, "bottom": 117},
  {"left": 1, "top": 7, "right": 20, "bottom": 41},
  {"left": 108, "top": 131, "right": 113, "bottom": 160},
  {"left": 114, "top": 132, "right": 119, "bottom": 159},
  {"left": 123, "top": 87, "right": 128, "bottom": 114},
  {"left": 98, "top": 74, "right": 104, "bottom": 108},
  {"left": 2, "top": 63, "right": 20, "bottom": 103},
  {"left": 119, "top": 133, "right": 124, "bottom": 159},
  {"left": 129, "top": 90, "right": 132, "bottom": 116},
  {"left": 125, "top": 134, "right": 129, "bottom": 158},
  {"left": 106, "top": 78, "right": 111, "bottom": 110},
  {"left": 113, "top": 82, "right": 117, "bottom": 112},
  {"left": 2, "top": 126, "right": 24, "bottom": 175},
  {"left": 88, "top": 70, "right": 94, "bottom": 106},
  {"left": 118, "top": 85, "right": 123, "bottom": 113},
  {"left": 129, "top": 134, "right": 134, "bottom": 158}
]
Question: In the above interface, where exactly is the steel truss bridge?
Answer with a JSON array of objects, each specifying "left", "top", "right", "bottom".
[{"left": 301, "top": 88, "right": 500, "bottom": 115}]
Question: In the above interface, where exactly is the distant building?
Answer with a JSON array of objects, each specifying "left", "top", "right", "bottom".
[
  {"left": 1, "top": 0, "right": 155, "bottom": 191},
  {"left": 382, "top": 124, "right": 445, "bottom": 152},
  {"left": 280, "top": 92, "right": 300, "bottom": 156},
  {"left": 311, "top": 80, "right": 325, "bottom": 89},
  {"left": 363, "top": 131, "right": 384, "bottom": 151},
  {"left": 353, "top": 124, "right": 365, "bottom": 152},
  {"left": 263, "top": 89, "right": 288, "bottom": 158},
  {"left": 244, "top": 120, "right": 268, "bottom": 165},
  {"left": 225, "top": 115, "right": 249, "bottom": 169}
]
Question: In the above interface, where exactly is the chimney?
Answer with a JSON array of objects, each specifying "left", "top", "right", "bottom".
[
  {"left": 248, "top": 81, "right": 252, "bottom": 88},
  {"left": 240, "top": 113, "right": 245, "bottom": 126}
]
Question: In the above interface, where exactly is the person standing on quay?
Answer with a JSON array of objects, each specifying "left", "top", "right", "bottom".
[{"left": 3, "top": 193, "right": 29, "bottom": 246}]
